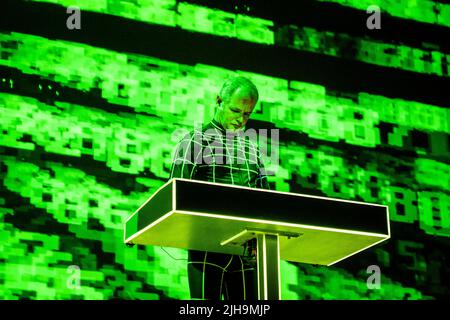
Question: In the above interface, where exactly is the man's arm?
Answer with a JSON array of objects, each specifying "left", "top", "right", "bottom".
[
  {"left": 169, "top": 132, "right": 200, "bottom": 180},
  {"left": 256, "top": 151, "right": 271, "bottom": 190}
]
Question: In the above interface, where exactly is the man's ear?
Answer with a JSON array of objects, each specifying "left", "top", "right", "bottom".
[{"left": 216, "top": 95, "right": 223, "bottom": 109}]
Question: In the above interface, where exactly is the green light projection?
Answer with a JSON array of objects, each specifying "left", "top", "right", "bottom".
[
  {"left": 26, "top": 0, "right": 450, "bottom": 77},
  {"left": 316, "top": 0, "right": 450, "bottom": 27},
  {"left": 1, "top": 1, "right": 449, "bottom": 300},
  {"left": 26, "top": 0, "right": 274, "bottom": 45},
  {"left": 1, "top": 32, "right": 448, "bottom": 138},
  {"left": 278, "top": 26, "right": 449, "bottom": 78}
]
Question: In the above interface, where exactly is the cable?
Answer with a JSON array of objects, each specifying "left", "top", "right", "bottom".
[
  {"left": 239, "top": 256, "right": 246, "bottom": 300},
  {"left": 202, "top": 252, "right": 207, "bottom": 300},
  {"left": 159, "top": 247, "right": 188, "bottom": 261},
  {"left": 219, "top": 256, "right": 234, "bottom": 300}
]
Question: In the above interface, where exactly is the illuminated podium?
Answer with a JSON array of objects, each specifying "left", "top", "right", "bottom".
[{"left": 124, "top": 178, "right": 390, "bottom": 300}]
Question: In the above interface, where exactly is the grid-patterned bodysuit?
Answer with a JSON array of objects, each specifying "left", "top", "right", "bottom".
[
  {"left": 168, "top": 118, "right": 270, "bottom": 300},
  {"left": 169, "top": 119, "right": 270, "bottom": 190}
]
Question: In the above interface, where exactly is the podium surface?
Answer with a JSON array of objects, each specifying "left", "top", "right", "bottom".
[{"left": 125, "top": 178, "right": 390, "bottom": 266}]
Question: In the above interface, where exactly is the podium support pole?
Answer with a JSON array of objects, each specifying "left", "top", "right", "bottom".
[{"left": 256, "top": 233, "right": 281, "bottom": 300}]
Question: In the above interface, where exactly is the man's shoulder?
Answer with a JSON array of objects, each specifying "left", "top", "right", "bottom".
[{"left": 179, "top": 122, "right": 219, "bottom": 142}]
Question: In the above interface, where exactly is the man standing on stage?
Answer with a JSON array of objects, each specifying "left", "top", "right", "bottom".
[{"left": 169, "top": 76, "right": 271, "bottom": 300}]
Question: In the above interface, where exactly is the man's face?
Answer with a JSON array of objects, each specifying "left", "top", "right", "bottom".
[{"left": 217, "top": 87, "right": 256, "bottom": 132}]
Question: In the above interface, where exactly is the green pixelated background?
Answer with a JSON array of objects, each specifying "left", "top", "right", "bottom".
[{"left": 0, "top": 0, "right": 449, "bottom": 299}]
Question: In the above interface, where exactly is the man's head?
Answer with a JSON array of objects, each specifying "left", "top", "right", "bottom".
[{"left": 214, "top": 76, "right": 259, "bottom": 132}]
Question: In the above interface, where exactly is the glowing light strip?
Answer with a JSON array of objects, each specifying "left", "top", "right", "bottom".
[
  {"left": 257, "top": 243, "right": 261, "bottom": 300},
  {"left": 386, "top": 206, "right": 391, "bottom": 238},
  {"left": 173, "top": 178, "right": 388, "bottom": 208},
  {"left": 220, "top": 230, "right": 249, "bottom": 246},
  {"left": 277, "top": 234, "right": 281, "bottom": 300},
  {"left": 175, "top": 210, "right": 389, "bottom": 238},
  {"left": 173, "top": 179, "right": 176, "bottom": 211},
  {"left": 124, "top": 211, "right": 174, "bottom": 244},
  {"left": 262, "top": 235, "right": 268, "bottom": 300}
]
